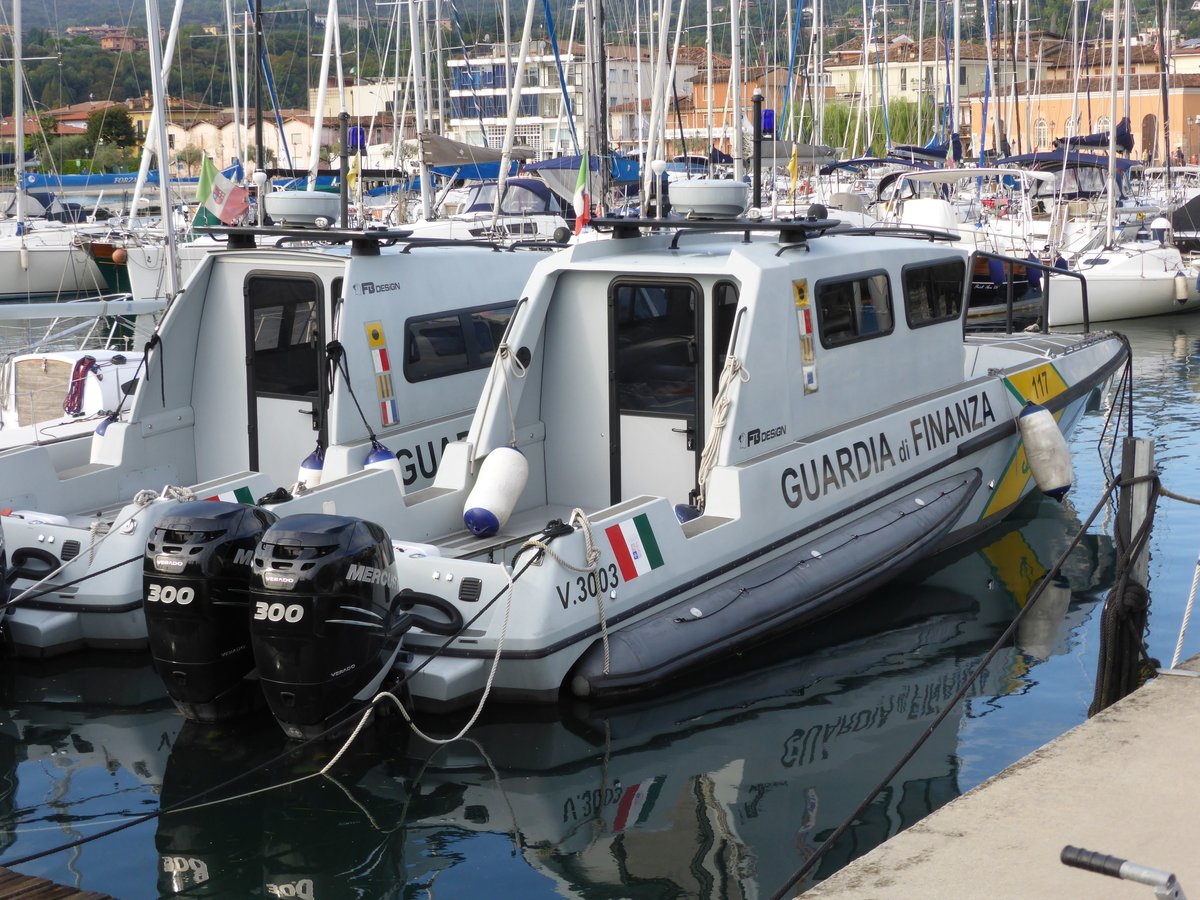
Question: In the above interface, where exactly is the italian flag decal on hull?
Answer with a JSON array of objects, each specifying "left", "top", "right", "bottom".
[
  {"left": 612, "top": 776, "right": 665, "bottom": 832},
  {"left": 605, "top": 513, "right": 664, "bottom": 580},
  {"left": 203, "top": 486, "right": 255, "bottom": 504}
]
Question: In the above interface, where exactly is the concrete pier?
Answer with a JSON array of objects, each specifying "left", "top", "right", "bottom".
[{"left": 802, "top": 655, "right": 1200, "bottom": 898}]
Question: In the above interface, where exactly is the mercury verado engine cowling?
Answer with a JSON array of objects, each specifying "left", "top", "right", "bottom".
[
  {"left": 249, "top": 514, "right": 413, "bottom": 741},
  {"left": 144, "top": 501, "right": 279, "bottom": 722}
]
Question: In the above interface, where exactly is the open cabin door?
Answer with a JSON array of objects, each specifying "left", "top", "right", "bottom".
[
  {"left": 611, "top": 281, "right": 704, "bottom": 507},
  {"left": 244, "top": 274, "right": 328, "bottom": 485}
]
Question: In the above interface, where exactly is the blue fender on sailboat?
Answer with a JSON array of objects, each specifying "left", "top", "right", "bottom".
[
  {"left": 1018, "top": 401, "right": 1072, "bottom": 501},
  {"left": 988, "top": 258, "right": 1006, "bottom": 286},
  {"left": 464, "top": 447, "right": 528, "bottom": 537},
  {"left": 1025, "top": 256, "right": 1042, "bottom": 292}
]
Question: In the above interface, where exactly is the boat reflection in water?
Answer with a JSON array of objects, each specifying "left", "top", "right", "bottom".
[
  {"left": 0, "top": 493, "right": 1112, "bottom": 898},
  {"left": 145, "top": 496, "right": 1110, "bottom": 898},
  {"left": 0, "top": 652, "right": 182, "bottom": 878},
  {"left": 396, "top": 497, "right": 1113, "bottom": 897}
]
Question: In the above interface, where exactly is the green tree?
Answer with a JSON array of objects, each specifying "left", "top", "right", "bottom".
[
  {"left": 176, "top": 143, "right": 205, "bottom": 176},
  {"left": 89, "top": 142, "right": 130, "bottom": 173},
  {"left": 247, "top": 145, "right": 277, "bottom": 168},
  {"left": 86, "top": 105, "right": 137, "bottom": 149}
]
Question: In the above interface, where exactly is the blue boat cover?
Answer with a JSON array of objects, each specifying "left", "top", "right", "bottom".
[{"left": 22, "top": 162, "right": 245, "bottom": 190}]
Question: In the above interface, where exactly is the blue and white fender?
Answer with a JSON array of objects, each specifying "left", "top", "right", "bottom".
[
  {"left": 1018, "top": 401, "right": 1072, "bottom": 501},
  {"left": 464, "top": 446, "right": 528, "bottom": 537},
  {"left": 297, "top": 445, "right": 325, "bottom": 489},
  {"left": 364, "top": 440, "right": 401, "bottom": 479}
]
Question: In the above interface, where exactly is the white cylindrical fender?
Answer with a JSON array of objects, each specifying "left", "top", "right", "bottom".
[
  {"left": 1018, "top": 401, "right": 1072, "bottom": 501},
  {"left": 463, "top": 447, "right": 528, "bottom": 537},
  {"left": 1175, "top": 271, "right": 1189, "bottom": 304},
  {"left": 297, "top": 446, "right": 325, "bottom": 489}
]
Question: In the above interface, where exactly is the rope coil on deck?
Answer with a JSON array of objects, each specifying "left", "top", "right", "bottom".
[{"left": 1, "top": 484, "right": 196, "bottom": 614}]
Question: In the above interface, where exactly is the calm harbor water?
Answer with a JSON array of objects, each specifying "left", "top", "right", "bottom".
[{"left": 2, "top": 312, "right": 1200, "bottom": 898}]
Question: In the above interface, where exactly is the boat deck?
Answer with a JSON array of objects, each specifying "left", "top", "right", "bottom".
[
  {"left": 803, "top": 654, "right": 1200, "bottom": 898},
  {"left": 0, "top": 867, "right": 115, "bottom": 898}
]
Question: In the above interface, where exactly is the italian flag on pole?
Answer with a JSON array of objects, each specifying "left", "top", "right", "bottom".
[
  {"left": 573, "top": 153, "right": 591, "bottom": 235},
  {"left": 605, "top": 513, "right": 664, "bottom": 581},
  {"left": 195, "top": 155, "right": 250, "bottom": 226},
  {"left": 203, "top": 486, "right": 255, "bottom": 504}
]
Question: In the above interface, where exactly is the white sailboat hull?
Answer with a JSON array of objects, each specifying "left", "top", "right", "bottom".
[
  {"left": 1045, "top": 245, "right": 1200, "bottom": 325},
  {"left": 0, "top": 229, "right": 105, "bottom": 298}
]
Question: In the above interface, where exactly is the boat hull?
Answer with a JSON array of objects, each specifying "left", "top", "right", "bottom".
[
  {"left": 0, "top": 233, "right": 105, "bottom": 298},
  {"left": 569, "top": 469, "right": 981, "bottom": 698},
  {"left": 1046, "top": 247, "right": 1200, "bottom": 325},
  {"left": 396, "top": 330, "right": 1126, "bottom": 710}
]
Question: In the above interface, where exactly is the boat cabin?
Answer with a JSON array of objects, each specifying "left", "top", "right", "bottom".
[
  {"left": 464, "top": 222, "right": 976, "bottom": 516},
  {"left": 0, "top": 228, "right": 551, "bottom": 655}
]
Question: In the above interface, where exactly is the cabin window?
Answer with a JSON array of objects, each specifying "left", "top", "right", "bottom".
[
  {"left": 403, "top": 301, "right": 516, "bottom": 382},
  {"left": 902, "top": 258, "right": 966, "bottom": 326},
  {"left": 814, "top": 272, "right": 893, "bottom": 348},
  {"left": 613, "top": 281, "right": 698, "bottom": 415},
  {"left": 248, "top": 276, "right": 321, "bottom": 397}
]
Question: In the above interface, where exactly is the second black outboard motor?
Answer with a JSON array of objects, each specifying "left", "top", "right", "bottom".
[
  {"left": 144, "top": 501, "right": 279, "bottom": 722},
  {"left": 249, "top": 514, "right": 411, "bottom": 741}
]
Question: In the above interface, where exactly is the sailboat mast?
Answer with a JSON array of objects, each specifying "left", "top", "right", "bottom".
[
  {"left": 409, "top": 0, "right": 434, "bottom": 218},
  {"left": 14, "top": 0, "right": 23, "bottom": 228},
  {"left": 492, "top": 0, "right": 538, "bottom": 227},
  {"left": 254, "top": 0, "right": 264, "bottom": 170},
  {"left": 917, "top": 0, "right": 925, "bottom": 145},
  {"left": 1106, "top": 0, "right": 1120, "bottom": 247},
  {"left": 1023, "top": 0, "right": 1031, "bottom": 153},
  {"left": 129, "top": 0, "right": 184, "bottom": 219},
  {"left": 951, "top": 0, "right": 959, "bottom": 142},
  {"left": 144, "top": 0, "right": 179, "bottom": 297},
  {"left": 1156, "top": 0, "right": 1171, "bottom": 169},
  {"left": 731, "top": 0, "right": 742, "bottom": 180},
  {"left": 1122, "top": 0, "right": 1131, "bottom": 139},
  {"left": 225, "top": 0, "right": 244, "bottom": 167},
  {"left": 706, "top": 0, "right": 713, "bottom": 158},
  {"left": 307, "top": 0, "right": 338, "bottom": 191},
  {"left": 595, "top": 0, "right": 608, "bottom": 178},
  {"left": 435, "top": 0, "right": 445, "bottom": 126}
]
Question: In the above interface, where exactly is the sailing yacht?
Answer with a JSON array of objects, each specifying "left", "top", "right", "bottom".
[{"left": 0, "top": 221, "right": 107, "bottom": 299}]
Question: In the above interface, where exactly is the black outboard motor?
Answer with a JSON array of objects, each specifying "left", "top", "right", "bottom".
[
  {"left": 249, "top": 514, "right": 411, "bottom": 741},
  {"left": 144, "top": 501, "right": 278, "bottom": 722}
]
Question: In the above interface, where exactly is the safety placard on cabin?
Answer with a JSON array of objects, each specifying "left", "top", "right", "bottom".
[
  {"left": 365, "top": 321, "right": 399, "bottom": 427},
  {"left": 793, "top": 278, "right": 818, "bottom": 394}
]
